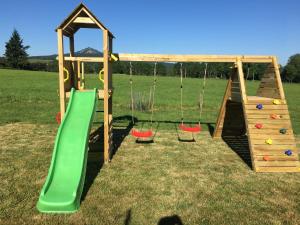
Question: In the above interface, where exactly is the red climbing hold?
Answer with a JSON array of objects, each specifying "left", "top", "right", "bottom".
[
  {"left": 55, "top": 112, "right": 61, "bottom": 124},
  {"left": 255, "top": 123, "right": 263, "bottom": 129},
  {"left": 131, "top": 129, "right": 153, "bottom": 138},
  {"left": 179, "top": 124, "right": 201, "bottom": 133}
]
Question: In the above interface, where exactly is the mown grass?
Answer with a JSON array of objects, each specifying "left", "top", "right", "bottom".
[
  {"left": 1, "top": 69, "right": 300, "bottom": 133},
  {"left": 0, "top": 69, "right": 300, "bottom": 225}
]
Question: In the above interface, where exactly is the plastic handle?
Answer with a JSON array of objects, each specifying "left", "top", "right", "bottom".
[
  {"left": 98, "top": 69, "right": 104, "bottom": 83},
  {"left": 63, "top": 67, "right": 69, "bottom": 82}
]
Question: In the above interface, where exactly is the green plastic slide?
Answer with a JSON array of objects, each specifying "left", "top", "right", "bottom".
[{"left": 37, "top": 88, "right": 97, "bottom": 213}]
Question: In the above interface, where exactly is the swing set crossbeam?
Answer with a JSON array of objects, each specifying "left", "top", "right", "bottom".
[{"left": 118, "top": 53, "right": 274, "bottom": 63}]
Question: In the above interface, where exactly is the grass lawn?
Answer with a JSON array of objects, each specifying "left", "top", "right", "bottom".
[{"left": 0, "top": 69, "right": 300, "bottom": 225}]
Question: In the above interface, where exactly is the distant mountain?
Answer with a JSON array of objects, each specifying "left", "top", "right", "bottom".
[{"left": 29, "top": 47, "right": 103, "bottom": 60}]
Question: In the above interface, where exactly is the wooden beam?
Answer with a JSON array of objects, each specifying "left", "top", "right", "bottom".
[
  {"left": 57, "top": 29, "right": 66, "bottom": 118},
  {"left": 103, "top": 30, "right": 110, "bottom": 163},
  {"left": 272, "top": 56, "right": 285, "bottom": 100},
  {"left": 117, "top": 53, "right": 273, "bottom": 63},
  {"left": 236, "top": 58, "right": 247, "bottom": 103},
  {"left": 73, "top": 17, "right": 95, "bottom": 24},
  {"left": 61, "top": 56, "right": 104, "bottom": 62},
  {"left": 213, "top": 67, "right": 234, "bottom": 138},
  {"left": 69, "top": 36, "right": 76, "bottom": 88}
]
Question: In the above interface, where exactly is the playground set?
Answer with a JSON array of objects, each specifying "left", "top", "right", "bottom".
[{"left": 37, "top": 3, "right": 300, "bottom": 213}]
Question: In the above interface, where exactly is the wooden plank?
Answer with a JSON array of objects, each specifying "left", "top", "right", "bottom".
[
  {"left": 255, "top": 161, "right": 299, "bottom": 167},
  {"left": 256, "top": 167, "right": 300, "bottom": 172},
  {"left": 254, "top": 155, "right": 299, "bottom": 160},
  {"left": 245, "top": 109, "right": 290, "bottom": 115},
  {"left": 213, "top": 75, "right": 232, "bottom": 138},
  {"left": 117, "top": 53, "right": 273, "bottom": 63},
  {"left": 62, "top": 56, "right": 104, "bottom": 62},
  {"left": 247, "top": 119, "right": 291, "bottom": 125},
  {"left": 98, "top": 90, "right": 104, "bottom": 99},
  {"left": 248, "top": 134, "right": 295, "bottom": 140},
  {"left": 244, "top": 105, "right": 287, "bottom": 110},
  {"left": 272, "top": 57, "right": 286, "bottom": 99},
  {"left": 247, "top": 114, "right": 290, "bottom": 119},
  {"left": 248, "top": 124, "right": 292, "bottom": 130},
  {"left": 251, "top": 139, "right": 295, "bottom": 145},
  {"left": 249, "top": 129, "right": 293, "bottom": 135},
  {"left": 253, "top": 145, "right": 297, "bottom": 151},
  {"left": 57, "top": 29, "right": 66, "bottom": 117},
  {"left": 73, "top": 16, "right": 95, "bottom": 24}
]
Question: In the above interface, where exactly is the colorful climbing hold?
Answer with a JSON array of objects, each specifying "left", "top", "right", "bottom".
[
  {"left": 285, "top": 150, "right": 292, "bottom": 156},
  {"left": 265, "top": 138, "right": 273, "bottom": 145},
  {"left": 55, "top": 112, "right": 61, "bottom": 124},
  {"left": 255, "top": 123, "right": 263, "bottom": 129},
  {"left": 270, "top": 114, "right": 280, "bottom": 119},
  {"left": 279, "top": 128, "right": 287, "bottom": 134},
  {"left": 256, "top": 104, "right": 263, "bottom": 110},
  {"left": 273, "top": 99, "right": 281, "bottom": 105},
  {"left": 263, "top": 156, "right": 270, "bottom": 161}
]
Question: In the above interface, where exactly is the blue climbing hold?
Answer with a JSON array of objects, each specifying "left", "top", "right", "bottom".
[
  {"left": 256, "top": 104, "right": 263, "bottom": 110},
  {"left": 285, "top": 150, "right": 292, "bottom": 156}
]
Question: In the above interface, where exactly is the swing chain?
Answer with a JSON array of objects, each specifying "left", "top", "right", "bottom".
[
  {"left": 150, "top": 62, "right": 157, "bottom": 129},
  {"left": 180, "top": 63, "right": 184, "bottom": 123},
  {"left": 198, "top": 63, "right": 208, "bottom": 124},
  {"left": 129, "top": 62, "right": 134, "bottom": 124}
]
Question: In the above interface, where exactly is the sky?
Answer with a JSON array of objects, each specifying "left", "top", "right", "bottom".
[{"left": 0, "top": 0, "right": 299, "bottom": 65}]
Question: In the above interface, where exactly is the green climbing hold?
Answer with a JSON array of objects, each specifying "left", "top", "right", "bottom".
[{"left": 279, "top": 128, "right": 287, "bottom": 134}]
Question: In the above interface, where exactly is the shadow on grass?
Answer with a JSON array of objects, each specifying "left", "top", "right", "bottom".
[
  {"left": 81, "top": 115, "right": 134, "bottom": 202},
  {"left": 222, "top": 135, "right": 252, "bottom": 169},
  {"left": 158, "top": 215, "right": 183, "bottom": 225}
]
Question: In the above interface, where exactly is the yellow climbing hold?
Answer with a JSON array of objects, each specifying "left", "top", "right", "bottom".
[
  {"left": 265, "top": 138, "right": 273, "bottom": 145},
  {"left": 273, "top": 99, "right": 280, "bottom": 105}
]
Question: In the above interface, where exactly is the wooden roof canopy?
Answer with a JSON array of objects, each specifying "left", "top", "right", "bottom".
[{"left": 56, "top": 3, "right": 114, "bottom": 38}]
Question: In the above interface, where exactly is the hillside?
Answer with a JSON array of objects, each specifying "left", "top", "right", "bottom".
[{"left": 28, "top": 47, "right": 103, "bottom": 61}]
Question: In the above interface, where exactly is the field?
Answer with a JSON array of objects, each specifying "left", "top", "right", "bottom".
[{"left": 0, "top": 69, "right": 300, "bottom": 225}]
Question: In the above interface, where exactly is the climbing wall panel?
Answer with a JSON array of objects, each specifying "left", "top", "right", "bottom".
[{"left": 245, "top": 98, "right": 300, "bottom": 172}]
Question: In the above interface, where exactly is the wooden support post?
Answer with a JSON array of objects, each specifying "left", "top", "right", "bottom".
[
  {"left": 236, "top": 58, "right": 247, "bottom": 103},
  {"left": 69, "top": 36, "right": 76, "bottom": 88},
  {"left": 213, "top": 67, "right": 234, "bottom": 138},
  {"left": 103, "top": 30, "right": 112, "bottom": 162},
  {"left": 57, "top": 29, "right": 66, "bottom": 117},
  {"left": 272, "top": 56, "right": 285, "bottom": 100},
  {"left": 77, "top": 60, "right": 81, "bottom": 89}
]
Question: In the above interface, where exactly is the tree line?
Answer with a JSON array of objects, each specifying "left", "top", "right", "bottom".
[{"left": 2, "top": 29, "right": 300, "bottom": 83}]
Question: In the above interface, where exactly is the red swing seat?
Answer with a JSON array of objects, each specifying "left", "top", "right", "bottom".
[
  {"left": 179, "top": 123, "right": 202, "bottom": 133},
  {"left": 131, "top": 129, "right": 153, "bottom": 138}
]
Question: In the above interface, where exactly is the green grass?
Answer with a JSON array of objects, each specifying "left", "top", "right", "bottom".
[
  {"left": 0, "top": 69, "right": 300, "bottom": 225},
  {"left": 1, "top": 69, "right": 300, "bottom": 133}
]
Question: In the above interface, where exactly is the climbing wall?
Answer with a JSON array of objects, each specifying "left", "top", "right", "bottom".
[
  {"left": 245, "top": 97, "right": 300, "bottom": 172},
  {"left": 214, "top": 58, "right": 300, "bottom": 172}
]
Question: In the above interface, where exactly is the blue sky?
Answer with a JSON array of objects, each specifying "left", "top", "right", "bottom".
[{"left": 0, "top": 0, "right": 299, "bottom": 65}]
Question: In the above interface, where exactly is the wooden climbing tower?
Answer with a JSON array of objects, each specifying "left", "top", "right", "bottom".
[
  {"left": 214, "top": 57, "right": 300, "bottom": 172},
  {"left": 56, "top": 3, "right": 114, "bottom": 162}
]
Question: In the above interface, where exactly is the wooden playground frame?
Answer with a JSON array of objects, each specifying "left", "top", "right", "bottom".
[{"left": 56, "top": 3, "right": 299, "bottom": 172}]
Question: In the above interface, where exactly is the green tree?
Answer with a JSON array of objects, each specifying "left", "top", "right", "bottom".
[
  {"left": 4, "top": 29, "right": 30, "bottom": 69},
  {"left": 283, "top": 54, "right": 300, "bottom": 83}
]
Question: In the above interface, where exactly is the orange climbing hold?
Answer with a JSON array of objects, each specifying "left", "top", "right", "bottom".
[
  {"left": 263, "top": 156, "right": 270, "bottom": 161},
  {"left": 270, "top": 114, "right": 280, "bottom": 119}
]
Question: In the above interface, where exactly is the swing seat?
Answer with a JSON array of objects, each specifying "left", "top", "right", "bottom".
[
  {"left": 179, "top": 124, "right": 201, "bottom": 133},
  {"left": 131, "top": 129, "right": 153, "bottom": 138}
]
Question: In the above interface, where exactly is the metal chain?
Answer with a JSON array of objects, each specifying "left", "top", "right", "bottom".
[
  {"left": 129, "top": 62, "right": 134, "bottom": 124},
  {"left": 199, "top": 63, "right": 208, "bottom": 124},
  {"left": 180, "top": 63, "right": 184, "bottom": 124},
  {"left": 150, "top": 62, "right": 157, "bottom": 129}
]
